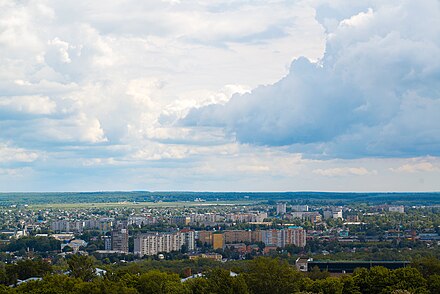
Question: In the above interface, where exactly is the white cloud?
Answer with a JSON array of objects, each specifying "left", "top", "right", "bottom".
[
  {"left": 184, "top": 0, "right": 440, "bottom": 158},
  {"left": 391, "top": 159, "right": 439, "bottom": 173},
  {"left": 0, "top": 95, "right": 56, "bottom": 115},
  {"left": 0, "top": 144, "right": 39, "bottom": 163},
  {"left": 313, "top": 167, "right": 375, "bottom": 177},
  {"left": 1, "top": 0, "right": 440, "bottom": 191}
]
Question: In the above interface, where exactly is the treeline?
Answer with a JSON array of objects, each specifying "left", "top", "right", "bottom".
[
  {"left": 1, "top": 256, "right": 440, "bottom": 293},
  {"left": 3, "top": 191, "right": 440, "bottom": 206},
  {"left": 1, "top": 237, "right": 61, "bottom": 254}
]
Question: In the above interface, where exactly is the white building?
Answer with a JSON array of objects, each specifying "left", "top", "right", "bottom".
[
  {"left": 276, "top": 203, "right": 287, "bottom": 215},
  {"left": 389, "top": 206, "right": 405, "bottom": 213},
  {"left": 291, "top": 205, "right": 309, "bottom": 212},
  {"left": 332, "top": 210, "right": 343, "bottom": 220},
  {"left": 134, "top": 231, "right": 189, "bottom": 256}
]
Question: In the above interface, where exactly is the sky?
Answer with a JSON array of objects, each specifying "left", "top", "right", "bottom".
[{"left": 1, "top": 0, "right": 440, "bottom": 192}]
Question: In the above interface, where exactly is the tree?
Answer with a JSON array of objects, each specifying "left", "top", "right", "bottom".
[
  {"left": 412, "top": 257, "right": 440, "bottom": 277},
  {"left": 427, "top": 274, "right": 440, "bottom": 294},
  {"left": 307, "top": 265, "right": 330, "bottom": 280},
  {"left": 136, "top": 270, "right": 186, "bottom": 294},
  {"left": 205, "top": 268, "right": 248, "bottom": 294},
  {"left": 388, "top": 267, "right": 427, "bottom": 293},
  {"left": 67, "top": 255, "right": 96, "bottom": 282},
  {"left": 309, "top": 277, "right": 344, "bottom": 294},
  {"left": 243, "top": 257, "right": 302, "bottom": 294},
  {"left": 353, "top": 267, "right": 392, "bottom": 294},
  {"left": 184, "top": 277, "right": 210, "bottom": 294}
]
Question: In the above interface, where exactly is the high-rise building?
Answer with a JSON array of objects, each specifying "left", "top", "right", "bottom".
[
  {"left": 283, "top": 227, "right": 307, "bottom": 248},
  {"left": 111, "top": 228, "right": 129, "bottom": 253},
  {"left": 104, "top": 236, "right": 112, "bottom": 250},
  {"left": 180, "top": 228, "right": 196, "bottom": 251},
  {"left": 276, "top": 203, "right": 287, "bottom": 215},
  {"left": 261, "top": 227, "right": 306, "bottom": 248}
]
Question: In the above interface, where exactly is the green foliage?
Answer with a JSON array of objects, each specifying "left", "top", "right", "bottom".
[
  {"left": 0, "top": 256, "right": 436, "bottom": 293},
  {"left": 307, "top": 265, "right": 330, "bottom": 280},
  {"left": 3, "top": 237, "right": 60, "bottom": 253},
  {"left": 427, "top": 274, "right": 440, "bottom": 294},
  {"left": 387, "top": 267, "right": 427, "bottom": 293},
  {"left": 204, "top": 268, "right": 248, "bottom": 294},
  {"left": 412, "top": 257, "right": 440, "bottom": 277},
  {"left": 353, "top": 267, "right": 392, "bottom": 294},
  {"left": 67, "top": 255, "right": 96, "bottom": 282},
  {"left": 308, "top": 277, "right": 344, "bottom": 294},
  {"left": 136, "top": 270, "right": 185, "bottom": 294},
  {"left": 243, "top": 257, "right": 302, "bottom": 294}
]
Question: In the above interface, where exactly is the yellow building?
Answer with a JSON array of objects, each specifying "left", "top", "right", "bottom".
[{"left": 213, "top": 233, "right": 224, "bottom": 250}]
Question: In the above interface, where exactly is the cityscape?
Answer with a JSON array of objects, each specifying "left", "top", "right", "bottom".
[
  {"left": 1, "top": 193, "right": 440, "bottom": 292},
  {"left": 1, "top": 0, "right": 440, "bottom": 293}
]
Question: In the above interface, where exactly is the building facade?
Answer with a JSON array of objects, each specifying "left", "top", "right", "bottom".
[{"left": 111, "top": 228, "right": 129, "bottom": 253}]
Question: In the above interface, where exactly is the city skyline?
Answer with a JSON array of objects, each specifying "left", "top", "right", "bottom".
[{"left": 1, "top": 0, "right": 440, "bottom": 192}]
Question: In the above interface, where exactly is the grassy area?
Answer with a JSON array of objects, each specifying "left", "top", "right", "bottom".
[{"left": 28, "top": 200, "right": 261, "bottom": 210}]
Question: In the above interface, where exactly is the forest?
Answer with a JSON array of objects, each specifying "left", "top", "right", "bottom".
[{"left": 1, "top": 255, "right": 440, "bottom": 293}]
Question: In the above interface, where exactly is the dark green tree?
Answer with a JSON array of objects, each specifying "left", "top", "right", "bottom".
[
  {"left": 243, "top": 257, "right": 302, "bottom": 294},
  {"left": 67, "top": 255, "right": 96, "bottom": 282}
]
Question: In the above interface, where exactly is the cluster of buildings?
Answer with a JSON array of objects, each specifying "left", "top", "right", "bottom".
[
  {"left": 198, "top": 227, "right": 306, "bottom": 251},
  {"left": 125, "top": 227, "right": 306, "bottom": 257}
]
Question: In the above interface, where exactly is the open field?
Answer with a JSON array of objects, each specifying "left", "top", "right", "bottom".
[
  {"left": 1, "top": 191, "right": 440, "bottom": 208},
  {"left": 27, "top": 200, "right": 262, "bottom": 210}
]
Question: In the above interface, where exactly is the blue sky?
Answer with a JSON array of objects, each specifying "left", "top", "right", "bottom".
[{"left": 1, "top": 0, "right": 439, "bottom": 192}]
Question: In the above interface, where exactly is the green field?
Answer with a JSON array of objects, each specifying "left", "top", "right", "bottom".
[{"left": 28, "top": 200, "right": 260, "bottom": 210}]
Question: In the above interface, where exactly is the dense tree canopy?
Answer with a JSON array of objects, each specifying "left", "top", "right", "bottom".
[{"left": 0, "top": 256, "right": 438, "bottom": 293}]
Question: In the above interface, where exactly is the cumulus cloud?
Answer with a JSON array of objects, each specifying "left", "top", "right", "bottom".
[
  {"left": 0, "top": 144, "right": 39, "bottom": 163},
  {"left": 313, "top": 167, "right": 375, "bottom": 177},
  {"left": 390, "top": 158, "right": 440, "bottom": 173},
  {"left": 2, "top": 0, "right": 439, "bottom": 191},
  {"left": 184, "top": 0, "right": 440, "bottom": 158}
]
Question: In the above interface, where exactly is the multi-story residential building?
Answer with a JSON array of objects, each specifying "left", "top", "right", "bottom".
[
  {"left": 389, "top": 206, "right": 405, "bottom": 213},
  {"left": 332, "top": 210, "right": 343, "bottom": 220},
  {"left": 277, "top": 203, "right": 287, "bottom": 215},
  {"left": 224, "top": 230, "right": 252, "bottom": 244},
  {"left": 262, "top": 229, "right": 283, "bottom": 247},
  {"left": 198, "top": 230, "right": 213, "bottom": 245},
  {"left": 170, "top": 216, "right": 191, "bottom": 226},
  {"left": 251, "top": 230, "right": 263, "bottom": 243},
  {"left": 291, "top": 205, "right": 309, "bottom": 212},
  {"left": 84, "top": 218, "right": 114, "bottom": 232},
  {"left": 261, "top": 227, "right": 306, "bottom": 248},
  {"left": 50, "top": 220, "right": 84, "bottom": 233},
  {"left": 134, "top": 231, "right": 188, "bottom": 256},
  {"left": 180, "top": 228, "right": 195, "bottom": 251},
  {"left": 133, "top": 215, "right": 157, "bottom": 226},
  {"left": 51, "top": 220, "right": 71, "bottom": 232},
  {"left": 213, "top": 233, "right": 225, "bottom": 250},
  {"left": 104, "top": 236, "right": 112, "bottom": 250},
  {"left": 111, "top": 228, "right": 129, "bottom": 253},
  {"left": 225, "top": 212, "right": 268, "bottom": 223},
  {"left": 283, "top": 226, "right": 307, "bottom": 248}
]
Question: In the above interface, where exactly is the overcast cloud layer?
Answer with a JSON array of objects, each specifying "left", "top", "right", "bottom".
[{"left": 1, "top": 0, "right": 439, "bottom": 192}]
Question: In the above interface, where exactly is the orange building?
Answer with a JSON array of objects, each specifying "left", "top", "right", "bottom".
[
  {"left": 198, "top": 230, "right": 213, "bottom": 245},
  {"left": 213, "top": 233, "right": 225, "bottom": 250},
  {"left": 224, "top": 230, "right": 251, "bottom": 244}
]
